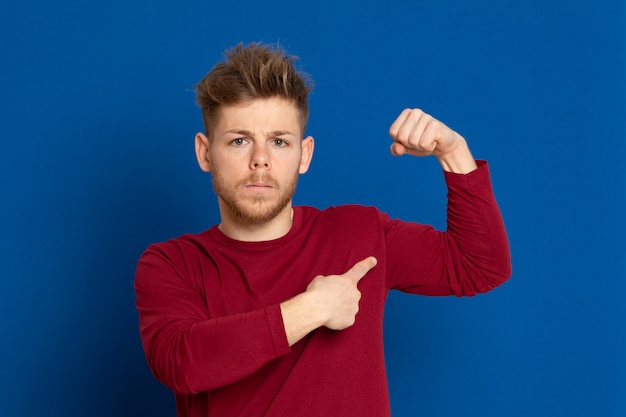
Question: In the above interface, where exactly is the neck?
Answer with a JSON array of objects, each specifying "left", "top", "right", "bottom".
[{"left": 218, "top": 205, "right": 295, "bottom": 242}]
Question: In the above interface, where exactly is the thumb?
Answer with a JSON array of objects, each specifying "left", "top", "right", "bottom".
[
  {"left": 390, "top": 142, "right": 406, "bottom": 156},
  {"left": 344, "top": 256, "right": 378, "bottom": 282}
]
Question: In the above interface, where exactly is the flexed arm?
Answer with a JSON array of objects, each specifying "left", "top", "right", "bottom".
[{"left": 385, "top": 108, "right": 511, "bottom": 295}]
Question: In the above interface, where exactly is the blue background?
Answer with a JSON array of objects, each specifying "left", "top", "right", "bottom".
[{"left": 2, "top": 0, "right": 624, "bottom": 416}]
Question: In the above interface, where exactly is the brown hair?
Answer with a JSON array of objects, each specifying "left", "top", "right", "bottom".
[{"left": 195, "top": 43, "right": 313, "bottom": 138}]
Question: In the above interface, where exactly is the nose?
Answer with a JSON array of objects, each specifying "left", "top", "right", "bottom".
[{"left": 249, "top": 143, "right": 270, "bottom": 170}]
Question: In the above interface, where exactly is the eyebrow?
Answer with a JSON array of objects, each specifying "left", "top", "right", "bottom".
[{"left": 224, "top": 129, "right": 296, "bottom": 137}]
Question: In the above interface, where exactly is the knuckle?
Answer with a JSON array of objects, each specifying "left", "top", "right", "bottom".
[{"left": 339, "top": 274, "right": 353, "bottom": 286}]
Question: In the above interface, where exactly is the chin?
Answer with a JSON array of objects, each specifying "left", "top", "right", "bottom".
[{"left": 229, "top": 199, "right": 291, "bottom": 226}]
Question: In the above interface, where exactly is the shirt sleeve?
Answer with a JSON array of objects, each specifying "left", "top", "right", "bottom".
[
  {"left": 134, "top": 245, "right": 291, "bottom": 395},
  {"left": 384, "top": 160, "right": 512, "bottom": 296}
]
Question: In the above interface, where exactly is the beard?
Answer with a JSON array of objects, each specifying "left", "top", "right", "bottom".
[{"left": 211, "top": 168, "right": 299, "bottom": 226}]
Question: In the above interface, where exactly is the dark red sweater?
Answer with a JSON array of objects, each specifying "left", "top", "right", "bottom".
[{"left": 135, "top": 161, "right": 511, "bottom": 416}]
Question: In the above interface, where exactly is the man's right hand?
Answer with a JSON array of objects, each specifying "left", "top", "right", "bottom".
[
  {"left": 280, "top": 257, "right": 378, "bottom": 346},
  {"left": 306, "top": 257, "right": 378, "bottom": 330}
]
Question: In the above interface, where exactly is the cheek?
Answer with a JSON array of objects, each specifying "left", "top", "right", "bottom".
[
  {"left": 273, "top": 148, "right": 303, "bottom": 168},
  {"left": 274, "top": 159, "right": 302, "bottom": 176},
  {"left": 209, "top": 153, "right": 244, "bottom": 171}
]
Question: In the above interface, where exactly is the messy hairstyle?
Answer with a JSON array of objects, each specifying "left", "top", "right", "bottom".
[{"left": 195, "top": 43, "right": 313, "bottom": 138}]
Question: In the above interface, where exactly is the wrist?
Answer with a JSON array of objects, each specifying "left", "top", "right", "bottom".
[
  {"left": 280, "top": 291, "right": 325, "bottom": 346},
  {"left": 436, "top": 135, "right": 477, "bottom": 174}
]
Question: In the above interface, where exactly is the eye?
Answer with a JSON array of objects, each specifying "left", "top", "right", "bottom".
[
  {"left": 272, "top": 138, "right": 288, "bottom": 147},
  {"left": 230, "top": 138, "right": 247, "bottom": 146}
]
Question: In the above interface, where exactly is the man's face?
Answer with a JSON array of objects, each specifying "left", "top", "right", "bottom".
[{"left": 198, "top": 97, "right": 313, "bottom": 226}]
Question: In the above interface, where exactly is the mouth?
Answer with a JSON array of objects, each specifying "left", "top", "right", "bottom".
[{"left": 245, "top": 181, "right": 275, "bottom": 194}]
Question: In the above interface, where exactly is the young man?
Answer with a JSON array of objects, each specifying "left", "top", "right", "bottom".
[{"left": 135, "top": 43, "right": 511, "bottom": 417}]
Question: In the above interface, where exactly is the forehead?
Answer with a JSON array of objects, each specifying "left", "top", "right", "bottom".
[{"left": 214, "top": 97, "right": 302, "bottom": 136}]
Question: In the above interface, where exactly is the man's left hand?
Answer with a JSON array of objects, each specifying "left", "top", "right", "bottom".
[{"left": 388, "top": 108, "right": 478, "bottom": 174}]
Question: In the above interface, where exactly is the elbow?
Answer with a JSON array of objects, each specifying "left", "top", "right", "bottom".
[
  {"left": 485, "top": 266, "right": 512, "bottom": 293},
  {"left": 154, "top": 360, "right": 197, "bottom": 396},
  {"left": 500, "top": 262, "right": 513, "bottom": 285},
  {"left": 481, "top": 241, "right": 513, "bottom": 291},
  {"left": 145, "top": 333, "right": 204, "bottom": 395},
  {"left": 485, "top": 261, "right": 512, "bottom": 293},
  {"left": 493, "top": 246, "right": 513, "bottom": 286},
  {"left": 149, "top": 353, "right": 208, "bottom": 396},
  {"left": 455, "top": 255, "right": 512, "bottom": 296}
]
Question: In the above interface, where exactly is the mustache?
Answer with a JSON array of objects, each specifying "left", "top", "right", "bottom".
[{"left": 239, "top": 174, "right": 279, "bottom": 187}]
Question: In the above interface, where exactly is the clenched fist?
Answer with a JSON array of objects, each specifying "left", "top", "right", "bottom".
[{"left": 389, "top": 108, "right": 477, "bottom": 174}]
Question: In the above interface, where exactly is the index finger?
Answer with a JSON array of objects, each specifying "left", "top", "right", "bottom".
[
  {"left": 344, "top": 256, "right": 378, "bottom": 282},
  {"left": 388, "top": 108, "right": 412, "bottom": 140}
]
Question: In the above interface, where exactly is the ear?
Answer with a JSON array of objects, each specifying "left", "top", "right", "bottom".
[
  {"left": 298, "top": 136, "right": 315, "bottom": 174},
  {"left": 195, "top": 132, "right": 212, "bottom": 172}
]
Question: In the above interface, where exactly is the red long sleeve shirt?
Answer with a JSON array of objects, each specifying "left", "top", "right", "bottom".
[{"left": 135, "top": 161, "right": 511, "bottom": 416}]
